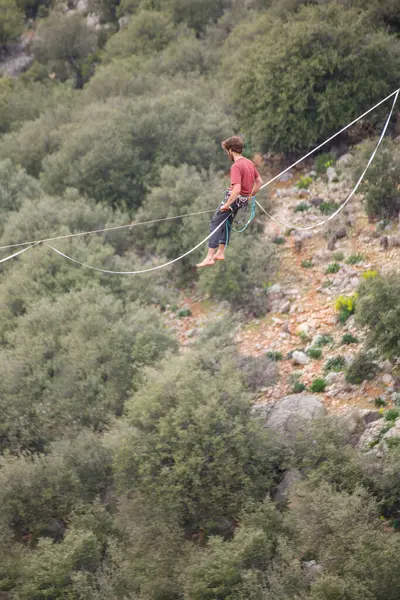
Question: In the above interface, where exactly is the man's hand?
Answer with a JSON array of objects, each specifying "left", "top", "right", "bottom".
[{"left": 220, "top": 204, "right": 232, "bottom": 212}]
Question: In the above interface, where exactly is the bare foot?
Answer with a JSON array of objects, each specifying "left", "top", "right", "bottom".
[
  {"left": 213, "top": 252, "right": 225, "bottom": 261},
  {"left": 196, "top": 258, "right": 215, "bottom": 268}
]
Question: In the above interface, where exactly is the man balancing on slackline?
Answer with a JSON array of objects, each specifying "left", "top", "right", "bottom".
[{"left": 197, "top": 136, "right": 263, "bottom": 268}]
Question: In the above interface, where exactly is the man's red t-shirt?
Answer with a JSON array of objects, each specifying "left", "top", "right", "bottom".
[{"left": 230, "top": 157, "right": 260, "bottom": 196}]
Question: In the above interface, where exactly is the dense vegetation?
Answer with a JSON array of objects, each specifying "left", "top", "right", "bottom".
[{"left": 0, "top": 0, "right": 400, "bottom": 598}]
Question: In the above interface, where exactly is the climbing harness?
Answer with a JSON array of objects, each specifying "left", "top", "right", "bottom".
[
  {"left": 0, "top": 87, "right": 398, "bottom": 273},
  {"left": 225, "top": 196, "right": 257, "bottom": 245}
]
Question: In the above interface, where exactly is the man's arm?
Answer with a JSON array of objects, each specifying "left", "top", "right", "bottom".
[
  {"left": 251, "top": 175, "right": 263, "bottom": 196},
  {"left": 221, "top": 184, "right": 241, "bottom": 211}
]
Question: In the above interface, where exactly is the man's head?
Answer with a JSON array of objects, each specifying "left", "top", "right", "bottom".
[{"left": 222, "top": 136, "right": 244, "bottom": 161}]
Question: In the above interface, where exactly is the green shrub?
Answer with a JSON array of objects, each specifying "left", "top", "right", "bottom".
[
  {"left": 324, "top": 355, "right": 346, "bottom": 373},
  {"left": 198, "top": 235, "right": 276, "bottom": 317},
  {"left": 356, "top": 273, "right": 400, "bottom": 360},
  {"left": 342, "top": 333, "right": 359, "bottom": 345},
  {"left": 323, "top": 279, "right": 333, "bottom": 288},
  {"left": 315, "top": 152, "right": 336, "bottom": 175},
  {"left": 178, "top": 308, "right": 192, "bottom": 318},
  {"left": 314, "top": 334, "right": 334, "bottom": 347},
  {"left": 272, "top": 236, "right": 286, "bottom": 245},
  {"left": 0, "top": 0, "right": 24, "bottom": 47},
  {"left": 307, "top": 347, "right": 322, "bottom": 360},
  {"left": 385, "top": 408, "right": 400, "bottom": 422},
  {"left": 310, "top": 378, "right": 327, "bottom": 393},
  {"left": 294, "top": 201, "right": 311, "bottom": 212},
  {"left": 266, "top": 351, "right": 283, "bottom": 361},
  {"left": 333, "top": 251, "right": 345, "bottom": 261},
  {"left": 301, "top": 259, "right": 313, "bottom": 268},
  {"left": 117, "top": 348, "right": 284, "bottom": 535},
  {"left": 34, "top": 13, "right": 99, "bottom": 88},
  {"left": 353, "top": 139, "right": 400, "bottom": 220},
  {"left": 325, "top": 262, "right": 340, "bottom": 274},
  {"left": 225, "top": 4, "right": 400, "bottom": 153},
  {"left": 345, "top": 352, "right": 377, "bottom": 385},
  {"left": 320, "top": 201, "right": 338, "bottom": 215},
  {"left": 239, "top": 353, "right": 278, "bottom": 392},
  {"left": 347, "top": 253, "right": 365, "bottom": 265},
  {"left": 293, "top": 381, "right": 307, "bottom": 393},
  {"left": 335, "top": 294, "right": 357, "bottom": 323},
  {"left": 297, "top": 175, "right": 313, "bottom": 190},
  {"left": 374, "top": 397, "right": 386, "bottom": 408}
]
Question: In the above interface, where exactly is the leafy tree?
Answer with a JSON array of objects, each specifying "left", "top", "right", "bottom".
[
  {"left": 0, "top": 0, "right": 23, "bottom": 48},
  {"left": 34, "top": 12, "right": 98, "bottom": 88},
  {"left": 356, "top": 273, "right": 400, "bottom": 360},
  {"left": 224, "top": 4, "right": 400, "bottom": 152},
  {"left": 353, "top": 138, "right": 400, "bottom": 220},
  {"left": 167, "top": 0, "right": 228, "bottom": 34},
  {"left": 40, "top": 88, "right": 232, "bottom": 210},
  {"left": 105, "top": 10, "right": 176, "bottom": 58},
  {"left": 0, "top": 286, "right": 176, "bottom": 452},
  {"left": 115, "top": 346, "right": 284, "bottom": 536}
]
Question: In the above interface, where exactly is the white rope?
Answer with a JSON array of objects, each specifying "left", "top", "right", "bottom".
[
  {"left": 0, "top": 208, "right": 216, "bottom": 252},
  {"left": 0, "top": 87, "right": 399, "bottom": 253},
  {"left": 256, "top": 90, "right": 399, "bottom": 231},
  {"left": 0, "top": 243, "right": 37, "bottom": 264},
  {"left": 258, "top": 87, "right": 400, "bottom": 192},
  {"left": 46, "top": 215, "right": 230, "bottom": 275}
]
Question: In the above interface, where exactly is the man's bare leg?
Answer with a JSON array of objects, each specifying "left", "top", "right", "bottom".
[
  {"left": 213, "top": 243, "right": 226, "bottom": 261},
  {"left": 197, "top": 248, "right": 217, "bottom": 268}
]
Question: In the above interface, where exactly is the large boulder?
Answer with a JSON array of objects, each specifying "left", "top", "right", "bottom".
[{"left": 266, "top": 394, "right": 326, "bottom": 440}]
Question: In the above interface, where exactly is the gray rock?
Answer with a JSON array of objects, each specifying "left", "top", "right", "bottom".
[
  {"left": 268, "top": 283, "right": 282, "bottom": 294},
  {"left": 325, "top": 372, "right": 340, "bottom": 386},
  {"left": 337, "top": 153, "right": 353, "bottom": 167},
  {"left": 357, "top": 420, "right": 384, "bottom": 451},
  {"left": 303, "top": 560, "right": 324, "bottom": 581},
  {"left": 292, "top": 351, "right": 310, "bottom": 366},
  {"left": 327, "top": 166, "right": 339, "bottom": 183},
  {"left": 379, "top": 360, "right": 393, "bottom": 374},
  {"left": 0, "top": 53, "right": 33, "bottom": 77},
  {"left": 76, "top": 0, "right": 89, "bottom": 12},
  {"left": 118, "top": 15, "right": 130, "bottom": 29},
  {"left": 382, "top": 373, "right": 395, "bottom": 386},
  {"left": 86, "top": 13, "right": 101, "bottom": 28},
  {"left": 281, "top": 301, "right": 291, "bottom": 314},
  {"left": 279, "top": 171, "right": 294, "bottom": 182},
  {"left": 266, "top": 394, "right": 327, "bottom": 439},
  {"left": 274, "top": 468, "right": 302, "bottom": 504}
]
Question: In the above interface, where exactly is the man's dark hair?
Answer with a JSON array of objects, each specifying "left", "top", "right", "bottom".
[{"left": 222, "top": 136, "right": 244, "bottom": 154}]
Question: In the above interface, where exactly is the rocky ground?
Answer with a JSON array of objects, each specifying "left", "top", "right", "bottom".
[{"left": 165, "top": 152, "right": 400, "bottom": 425}]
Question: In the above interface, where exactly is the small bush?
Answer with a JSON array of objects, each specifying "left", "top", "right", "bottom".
[
  {"left": 314, "top": 334, "right": 334, "bottom": 347},
  {"left": 333, "top": 251, "right": 345, "bottom": 261},
  {"left": 310, "top": 378, "right": 327, "bottom": 393},
  {"left": 293, "top": 381, "right": 307, "bottom": 393},
  {"left": 178, "top": 308, "right": 192, "bottom": 318},
  {"left": 385, "top": 408, "right": 400, "bottom": 422},
  {"left": 342, "top": 333, "right": 359, "bottom": 345},
  {"left": 346, "top": 253, "right": 365, "bottom": 265},
  {"left": 301, "top": 259, "right": 313, "bottom": 269},
  {"left": 325, "top": 262, "right": 340, "bottom": 274},
  {"left": 307, "top": 348, "right": 322, "bottom": 360},
  {"left": 294, "top": 201, "right": 311, "bottom": 212},
  {"left": 356, "top": 273, "right": 400, "bottom": 360},
  {"left": 353, "top": 138, "right": 400, "bottom": 220},
  {"left": 315, "top": 152, "right": 336, "bottom": 175},
  {"left": 374, "top": 397, "right": 386, "bottom": 408},
  {"left": 324, "top": 355, "right": 346, "bottom": 373},
  {"left": 272, "top": 236, "right": 286, "bottom": 245},
  {"left": 266, "top": 351, "right": 283, "bottom": 361},
  {"left": 345, "top": 352, "right": 377, "bottom": 385},
  {"left": 297, "top": 175, "right": 313, "bottom": 190},
  {"left": 362, "top": 270, "right": 378, "bottom": 281},
  {"left": 335, "top": 294, "right": 357, "bottom": 323},
  {"left": 238, "top": 354, "right": 278, "bottom": 392},
  {"left": 320, "top": 202, "right": 338, "bottom": 215},
  {"left": 323, "top": 279, "right": 333, "bottom": 288}
]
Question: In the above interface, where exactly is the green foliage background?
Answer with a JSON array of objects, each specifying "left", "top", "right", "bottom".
[{"left": 0, "top": 0, "right": 400, "bottom": 598}]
